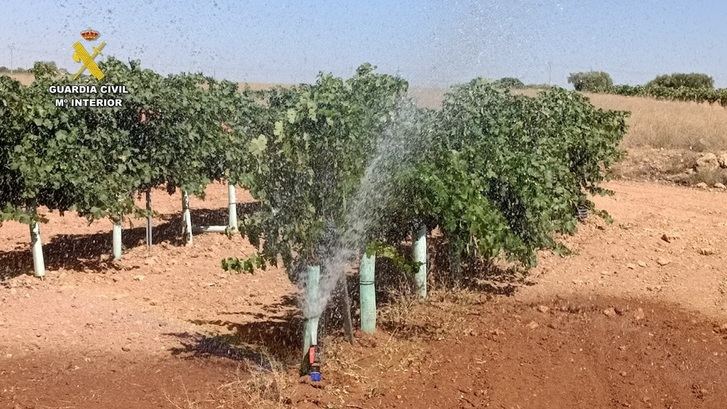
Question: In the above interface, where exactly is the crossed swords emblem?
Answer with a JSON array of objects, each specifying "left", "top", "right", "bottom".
[{"left": 72, "top": 41, "right": 106, "bottom": 80}]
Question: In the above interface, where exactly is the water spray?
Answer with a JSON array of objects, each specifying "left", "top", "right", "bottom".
[
  {"left": 413, "top": 224, "right": 427, "bottom": 298},
  {"left": 303, "top": 265, "right": 322, "bottom": 382},
  {"left": 299, "top": 99, "right": 430, "bottom": 380}
]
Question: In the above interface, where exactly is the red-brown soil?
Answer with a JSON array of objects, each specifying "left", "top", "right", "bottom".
[
  {"left": 1, "top": 181, "right": 726, "bottom": 408},
  {"left": 292, "top": 296, "right": 727, "bottom": 409}
]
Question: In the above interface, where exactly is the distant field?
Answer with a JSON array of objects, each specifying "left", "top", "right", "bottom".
[
  {"left": 237, "top": 82, "right": 285, "bottom": 91},
  {"left": 584, "top": 92, "right": 727, "bottom": 152},
  {"left": 7, "top": 72, "right": 34, "bottom": 85},
  {"left": 408, "top": 87, "right": 446, "bottom": 109}
]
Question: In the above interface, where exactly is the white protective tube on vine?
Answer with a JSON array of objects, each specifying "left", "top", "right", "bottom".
[
  {"left": 303, "top": 265, "right": 321, "bottom": 353},
  {"left": 29, "top": 219, "right": 45, "bottom": 277},
  {"left": 227, "top": 183, "right": 238, "bottom": 232},
  {"left": 112, "top": 220, "right": 122, "bottom": 260},
  {"left": 145, "top": 190, "right": 152, "bottom": 247},
  {"left": 413, "top": 224, "right": 427, "bottom": 298},
  {"left": 182, "top": 190, "right": 193, "bottom": 245}
]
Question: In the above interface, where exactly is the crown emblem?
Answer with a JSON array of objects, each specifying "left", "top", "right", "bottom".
[{"left": 80, "top": 29, "right": 100, "bottom": 41}]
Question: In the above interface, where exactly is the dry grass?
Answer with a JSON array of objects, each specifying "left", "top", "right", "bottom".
[
  {"left": 583, "top": 93, "right": 727, "bottom": 152},
  {"left": 317, "top": 289, "right": 481, "bottom": 402},
  {"left": 681, "top": 168, "right": 727, "bottom": 186},
  {"left": 409, "top": 87, "right": 446, "bottom": 109},
  {"left": 377, "top": 288, "right": 482, "bottom": 340},
  {"left": 7, "top": 72, "right": 34, "bottom": 85},
  {"left": 608, "top": 147, "right": 727, "bottom": 186},
  {"left": 238, "top": 82, "right": 286, "bottom": 91},
  {"left": 609, "top": 147, "right": 699, "bottom": 180},
  {"left": 215, "top": 362, "right": 292, "bottom": 409},
  {"left": 162, "top": 352, "right": 293, "bottom": 409}
]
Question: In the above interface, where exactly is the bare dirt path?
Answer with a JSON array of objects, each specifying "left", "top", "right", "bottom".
[
  {"left": 1, "top": 180, "right": 726, "bottom": 408},
  {"left": 521, "top": 180, "right": 727, "bottom": 319}
]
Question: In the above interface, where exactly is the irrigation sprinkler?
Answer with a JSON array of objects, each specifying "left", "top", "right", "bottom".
[
  {"left": 303, "top": 264, "right": 321, "bottom": 352},
  {"left": 413, "top": 224, "right": 427, "bottom": 298},
  {"left": 29, "top": 217, "right": 45, "bottom": 278},
  {"left": 359, "top": 251, "right": 376, "bottom": 333}
]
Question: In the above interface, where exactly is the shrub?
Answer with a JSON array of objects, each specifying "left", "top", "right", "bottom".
[
  {"left": 568, "top": 71, "right": 613, "bottom": 92},
  {"left": 524, "top": 83, "right": 556, "bottom": 89},
  {"left": 492, "top": 77, "right": 524, "bottom": 88},
  {"left": 228, "top": 64, "right": 412, "bottom": 275},
  {"left": 647, "top": 73, "right": 713, "bottom": 90},
  {"left": 412, "top": 81, "right": 627, "bottom": 270}
]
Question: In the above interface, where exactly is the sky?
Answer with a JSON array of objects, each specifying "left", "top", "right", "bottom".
[{"left": 1, "top": 0, "right": 726, "bottom": 87}]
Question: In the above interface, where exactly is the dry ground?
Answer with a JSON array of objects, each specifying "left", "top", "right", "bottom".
[{"left": 1, "top": 181, "right": 726, "bottom": 408}]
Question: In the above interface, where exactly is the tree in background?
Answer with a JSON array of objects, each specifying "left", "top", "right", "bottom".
[
  {"left": 492, "top": 77, "right": 524, "bottom": 88},
  {"left": 567, "top": 71, "right": 613, "bottom": 92},
  {"left": 646, "top": 73, "right": 714, "bottom": 90}
]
